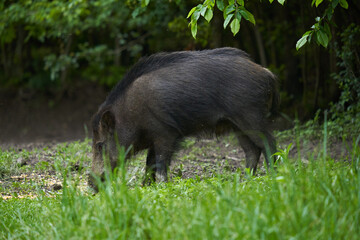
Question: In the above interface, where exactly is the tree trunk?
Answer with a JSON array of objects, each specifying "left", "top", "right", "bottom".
[
  {"left": 60, "top": 35, "right": 73, "bottom": 86},
  {"left": 14, "top": 26, "right": 25, "bottom": 80},
  {"left": 1, "top": 43, "right": 9, "bottom": 78},
  {"left": 114, "top": 33, "right": 121, "bottom": 67},
  {"left": 300, "top": 3, "right": 307, "bottom": 105},
  {"left": 313, "top": 47, "right": 320, "bottom": 111},
  {"left": 211, "top": 8, "right": 223, "bottom": 48},
  {"left": 253, "top": 25, "right": 267, "bottom": 67}
]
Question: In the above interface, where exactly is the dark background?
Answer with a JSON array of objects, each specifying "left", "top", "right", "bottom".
[{"left": 0, "top": 0, "right": 359, "bottom": 145}]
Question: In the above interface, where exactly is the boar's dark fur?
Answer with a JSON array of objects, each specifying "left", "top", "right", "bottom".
[{"left": 89, "top": 47, "right": 279, "bottom": 190}]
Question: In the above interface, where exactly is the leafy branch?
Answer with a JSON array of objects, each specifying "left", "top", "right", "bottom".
[
  {"left": 186, "top": 0, "right": 282, "bottom": 39},
  {"left": 141, "top": 0, "right": 349, "bottom": 50},
  {"left": 296, "top": 0, "right": 349, "bottom": 50},
  {"left": 187, "top": 0, "right": 259, "bottom": 38}
]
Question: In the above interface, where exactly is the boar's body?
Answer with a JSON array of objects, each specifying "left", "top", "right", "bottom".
[{"left": 90, "top": 48, "right": 278, "bottom": 189}]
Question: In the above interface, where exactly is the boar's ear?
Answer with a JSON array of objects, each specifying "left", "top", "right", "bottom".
[{"left": 100, "top": 110, "right": 115, "bottom": 134}]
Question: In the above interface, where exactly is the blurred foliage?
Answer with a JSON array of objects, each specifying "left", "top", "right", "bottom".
[
  {"left": 331, "top": 24, "right": 360, "bottom": 112},
  {"left": 0, "top": 0, "right": 359, "bottom": 120},
  {"left": 328, "top": 24, "right": 360, "bottom": 134},
  {"left": 0, "top": 0, "right": 198, "bottom": 88},
  {"left": 185, "top": 0, "right": 349, "bottom": 50},
  {"left": 277, "top": 24, "right": 360, "bottom": 140}
]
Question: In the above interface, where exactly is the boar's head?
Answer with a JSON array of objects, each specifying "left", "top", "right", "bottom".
[{"left": 88, "top": 108, "right": 119, "bottom": 192}]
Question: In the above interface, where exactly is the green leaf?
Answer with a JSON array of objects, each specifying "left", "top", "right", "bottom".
[
  {"left": 332, "top": 0, "right": 339, "bottom": 8},
  {"left": 239, "top": 7, "right": 255, "bottom": 25},
  {"left": 316, "top": 29, "right": 329, "bottom": 47},
  {"left": 141, "top": 0, "right": 150, "bottom": 7},
  {"left": 191, "top": 22, "right": 197, "bottom": 39},
  {"left": 339, "top": 0, "right": 348, "bottom": 9},
  {"left": 277, "top": 0, "right": 285, "bottom": 5},
  {"left": 302, "top": 30, "right": 313, "bottom": 37},
  {"left": 296, "top": 35, "right": 308, "bottom": 50},
  {"left": 224, "top": 4, "right": 235, "bottom": 18},
  {"left": 204, "top": 8, "right": 213, "bottom": 22},
  {"left": 235, "top": 11, "right": 242, "bottom": 21},
  {"left": 1, "top": 26, "right": 16, "bottom": 43},
  {"left": 216, "top": 0, "right": 225, "bottom": 11},
  {"left": 237, "top": 0, "right": 244, "bottom": 5},
  {"left": 315, "top": 0, "right": 323, "bottom": 7},
  {"left": 191, "top": 8, "right": 201, "bottom": 22},
  {"left": 325, "top": 7, "right": 333, "bottom": 20},
  {"left": 187, "top": 6, "right": 197, "bottom": 18},
  {"left": 323, "top": 22, "right": 331, "bottom": 40},
  {"left": 230, "top": 18, "right": 240, "bottom": 36},
  {"left": 223, "top": 14, "right": 234, "bottom": 29},
  {"left": 132, "top": 7, "right": 141, "bottom": 18},
  {"left": 200, "top": 5, "right": 207, "bottom": 17},
  {"left": 207, "top": 0, "right": 215, "bottom": 8}
]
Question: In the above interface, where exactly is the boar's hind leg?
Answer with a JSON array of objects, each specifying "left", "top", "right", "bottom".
[
  {"left": 231, "top": 119, "right": 277, "bottom": 169},
  {"left": 143, "top": 147, "right": 156, "bottom": 186},
  {"left": 247, "top": 130, "right": 277, "bottom": 169},
  {"left": 237, "top": 133, "right": 261, "bottom": 174}
]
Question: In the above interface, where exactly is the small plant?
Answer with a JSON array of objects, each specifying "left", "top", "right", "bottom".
[{"left": 273, "top": 143, "right": 293, "bottom": 164}]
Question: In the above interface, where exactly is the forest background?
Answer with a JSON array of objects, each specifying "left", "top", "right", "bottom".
[
  {"left": 0, "top": 0, "right": 359, "bottom": 143},
  {"left": 2, "top": 2, "right": 360, "bottom": 238}
]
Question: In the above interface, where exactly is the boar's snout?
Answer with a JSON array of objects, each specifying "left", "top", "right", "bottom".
[{"left": 88, "top": 172, "right": 105, "bottom": 193}]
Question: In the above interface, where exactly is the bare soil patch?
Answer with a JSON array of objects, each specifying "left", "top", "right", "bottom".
[
  {"left": 0, "top": 136, "right": 254, "bottom": 199},
  {"left": 1, "top": 134, "right": 354, "bottom": 200},
  {"left": 0, "top": 83, "right": 107, "bottom": 147}
]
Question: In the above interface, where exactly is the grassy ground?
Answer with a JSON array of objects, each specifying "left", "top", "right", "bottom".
[{"left": 0, "top": 126, "right": 359, "bottom": 239}]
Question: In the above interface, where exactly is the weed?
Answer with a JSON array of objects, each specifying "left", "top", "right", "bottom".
[{"left": 1, "top": 123, "right": 360, "bottom": 239}]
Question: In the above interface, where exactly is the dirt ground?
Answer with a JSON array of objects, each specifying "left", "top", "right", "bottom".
[
  {"left": 0, "top": 132, "right": 353, "bottom": 200},
  {"left": 0, "top": 84, "right": 107, "bottom": 148}
]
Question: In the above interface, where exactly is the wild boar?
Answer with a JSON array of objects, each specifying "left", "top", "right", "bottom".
[{"left": 88, "top": 47, "right": 279, "bottom": 191}]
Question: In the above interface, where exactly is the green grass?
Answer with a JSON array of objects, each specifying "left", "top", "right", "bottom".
[
  {"left": 0, "top": 139, "right": 92, "bottom": 176},
  {"left": 1, "top": 138, "right": 360, "bottom": 239},
  {"left": 1, "top": 113, "right": 360, "bottom": 240},
  {"left": 0, "top": 140, "right": 92, "bottom": 198}
]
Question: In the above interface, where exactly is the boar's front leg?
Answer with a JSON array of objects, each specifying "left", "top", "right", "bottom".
[
  {"left": 154, "top": 137, "right": 178, "bottom": 183},
  {"left": 154, "top": 148, "right": 172, "bottom": 183},
  {"left": 143, "top": 147, "right": 156, "bottom": 186},
  {"left": 143, "top": 137, "right": 177, "bottom": 185}
]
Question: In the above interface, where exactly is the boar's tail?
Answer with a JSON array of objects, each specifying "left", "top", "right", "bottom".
[
  {"left": 266, "top": 68, "right": 280, "bottom": 118},
  {"left": 271, "top": 87, "right": 280, "bottom": 117}
]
